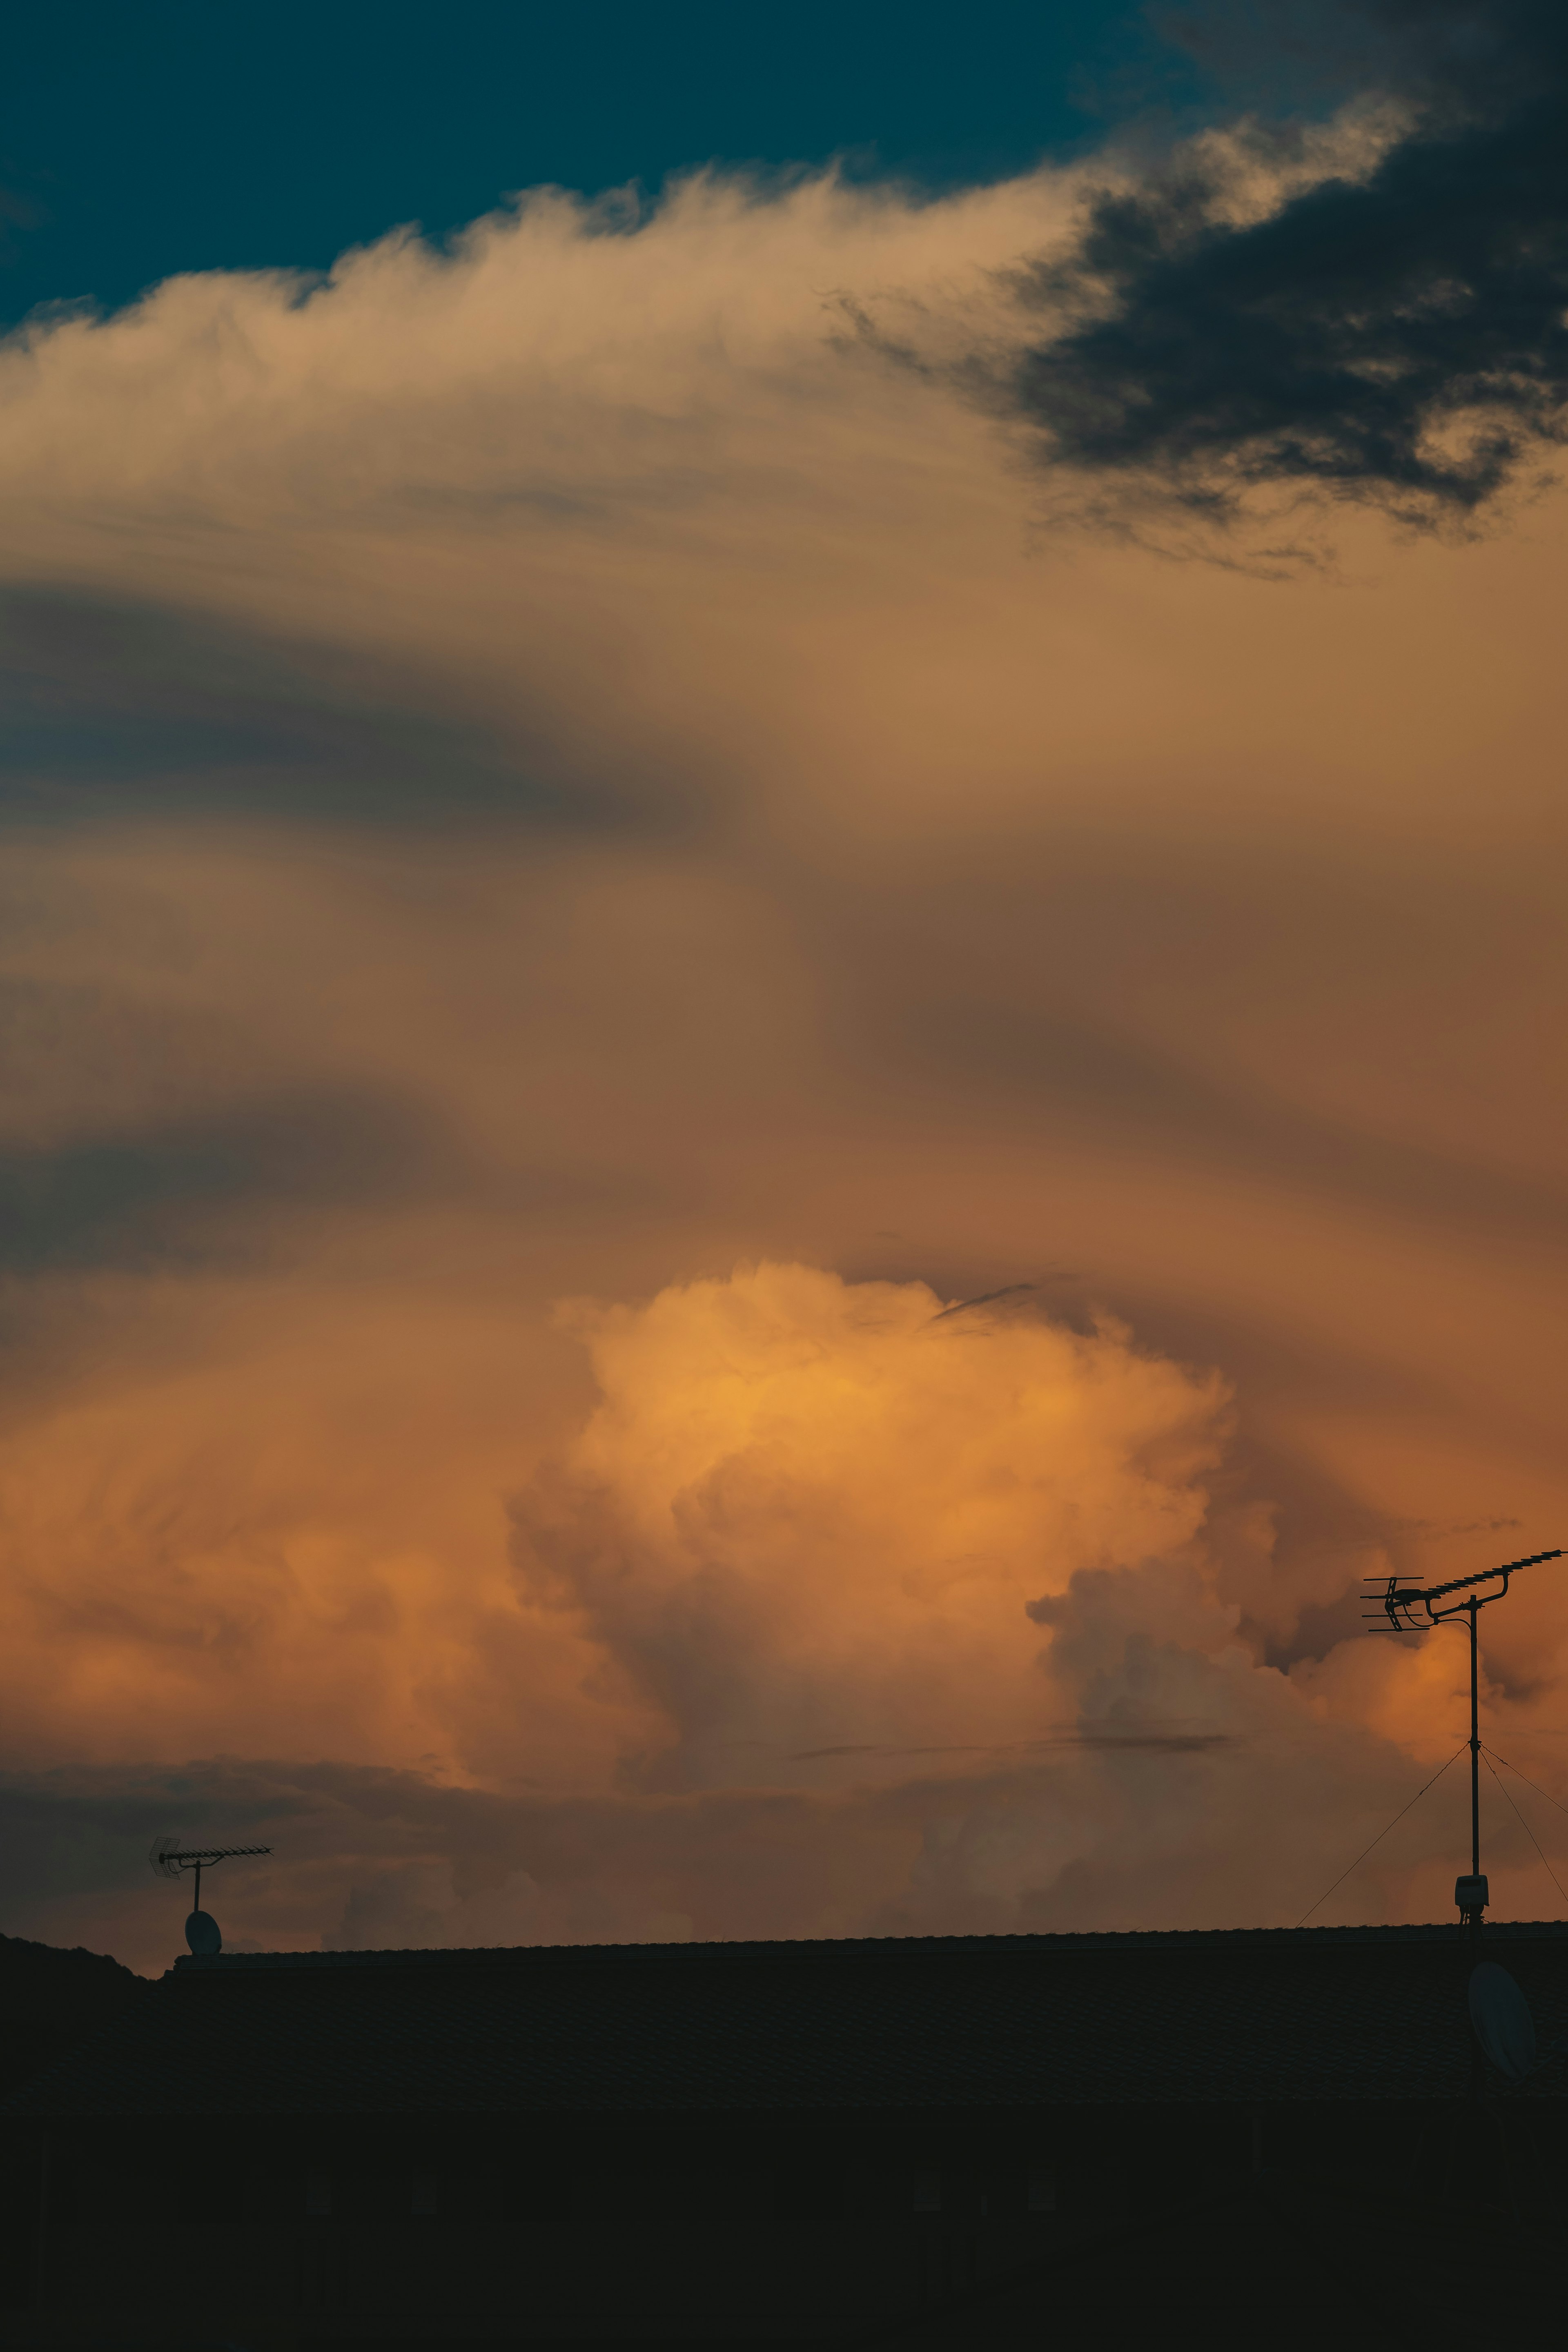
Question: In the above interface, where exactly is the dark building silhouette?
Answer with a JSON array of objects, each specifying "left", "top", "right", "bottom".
[
  {"left": 1, "top": 1922, "right": 1565, "bottom": 2347},
  {"left": 0, "top": 1932, "right": 149, "bottom": 2337},
  {"left": 0, "top": 1935, "right": 146, "bottom": 2108}
]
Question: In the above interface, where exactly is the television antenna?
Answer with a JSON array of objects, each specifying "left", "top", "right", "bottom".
[
  {"left": 1362, "top": 1548, "right": 1563, "bottom": 1927},
  {"left": 148, "top": 1836, "right": 272, "bottom": 1955}
]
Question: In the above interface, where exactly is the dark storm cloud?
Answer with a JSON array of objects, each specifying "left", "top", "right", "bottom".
[
  {"left": 0, "top": 1743, "right": 1261, "bottom": 1968},
  {"left": 0, "top": 1081, "right": 648, "bottom": 1282},
  {"left": 994, "top": 1, "right": 1568, "bottom": 521},
  {"left": 0, "top": 1756, "right": 831, "bottom": 1955},
  {"left": 0, "top": 1724, "right": 1509, "bottom": 1974},
  {"left": 0, "top": 1761, "right": 539, "bottom": 1953},
  {"left": 792, "top": 1728, "right": 1237, "bottom": 1759},
  {"left": 0, "top": 1758, "right": 595, "bottom": 1915},
  {"left": 0, "top": 1087, "right": 459, "bottom": 1274},
  {"left": 0, "top": 588, "right": 646, "bottom": 829}
]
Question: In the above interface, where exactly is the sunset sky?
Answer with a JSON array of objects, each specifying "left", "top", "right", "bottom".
[{"left": 3, "top": 1, "right": 1568, "bottom": 1976}]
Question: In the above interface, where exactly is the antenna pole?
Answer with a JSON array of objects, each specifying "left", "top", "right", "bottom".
[
  {"left": 1468, "top": 1599, "right": 1481, "bottom": 1893},
  {"left": 193, "top": 1859, "right": 202, "bottom": 1915}
]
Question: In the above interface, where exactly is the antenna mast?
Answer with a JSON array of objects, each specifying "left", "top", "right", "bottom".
[{"left": 1362, "top": 1548, "right": 1563, "bottom": 1928}]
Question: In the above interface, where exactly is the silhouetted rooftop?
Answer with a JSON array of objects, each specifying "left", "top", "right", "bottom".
[
  {"left": 6, "top": 1920, "right": 1567, "bottom": 2122},
  {"left": 0, "top": 1931, "right": 147, "bottom": 2102}
]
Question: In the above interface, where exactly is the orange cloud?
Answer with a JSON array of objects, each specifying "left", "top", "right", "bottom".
[
  {"left": 0, "top": 131, "right": 1564, "bottom": 1973},
  {"left": 515, "top": 1264, "right": 1232, "bottom": 1788}
]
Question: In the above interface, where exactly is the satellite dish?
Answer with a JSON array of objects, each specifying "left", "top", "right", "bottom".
[
  {"left": 149, "top": 1835, "right": 185, "bottom": 1881},
  {"left": 185, "top": 1910, "right": 223, "bottom": 1957},
  {"left": 1469, "top": 1961, "right": 1536, "bottom": 2082}
]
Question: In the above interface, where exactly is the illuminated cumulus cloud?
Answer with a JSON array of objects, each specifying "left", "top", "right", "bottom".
[
  {"left": 490, "top": 1265, "right": 1459, "bottom": 1951},
  {"left": 512, "top": 1262, "right": 1237, "bottom": 1793},
  {"left": 0, "top": 1264, "right": 1544, "bottom": 1972}
]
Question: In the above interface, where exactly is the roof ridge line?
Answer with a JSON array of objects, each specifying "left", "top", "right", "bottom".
[{"left": 170, "top": 1918, "right": 1568, "bottom": 1970}]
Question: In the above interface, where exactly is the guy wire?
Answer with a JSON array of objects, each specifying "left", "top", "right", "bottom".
[
  {"left": 1481, "top": 1745, "right": 1568, "bottom": 1911},
  {"left": 1481, "top": 1744, "right": 1568, "bottom": 1819},
  {"left": 1295, "top": 1744, "right": 1467, "bottom": 1928}
]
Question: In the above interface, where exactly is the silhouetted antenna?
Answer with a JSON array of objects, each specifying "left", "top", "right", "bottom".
[
  {"left": 1359, "top": 1548, "right": 1563, "bottom": 1927},
  {"left": 1362, "top": 1548, "right": 1563, "bottom": 1635},
  {"left": 147, "top": 1836, "right": 271, "bottom": 1955}
]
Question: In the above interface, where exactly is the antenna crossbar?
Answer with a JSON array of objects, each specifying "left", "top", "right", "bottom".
[
  {"left": 1361, "top": 1549, "right": 1564, "bottom": 1632},
  {"left": 162, "top": 1846, "right": 271, "bottom": 1865},
  {"left": 1415, "top": 1547, "right": 1565, "bottom": 1604}
]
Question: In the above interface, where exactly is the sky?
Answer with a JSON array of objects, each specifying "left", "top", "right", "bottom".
[
  {"left": 0, "top": 2, "right": 1165, "bottom": 326},
  {"left": 3, "top": 1, "right": 1568, "bottom": 1976}
]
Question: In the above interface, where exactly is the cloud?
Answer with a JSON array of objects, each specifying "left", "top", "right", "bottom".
[
  {"left": 0, "top": 587, "right": 568, "bottom": 828},
  {"left": 0, "top": 60, "right": 1564, "bottom": 1973},
  {"left": 978, "top": 0, "right": 1568, "bottom": 528},
  {"left": 1, "top": 1265, "right": 1564, "bottom": 1978},
  {"left": 510, "top": 1263, "right": 1234, "bottom": 1792},
  {"left": 0, "top": 1086, "right": 464, "bottom": 1272}
]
